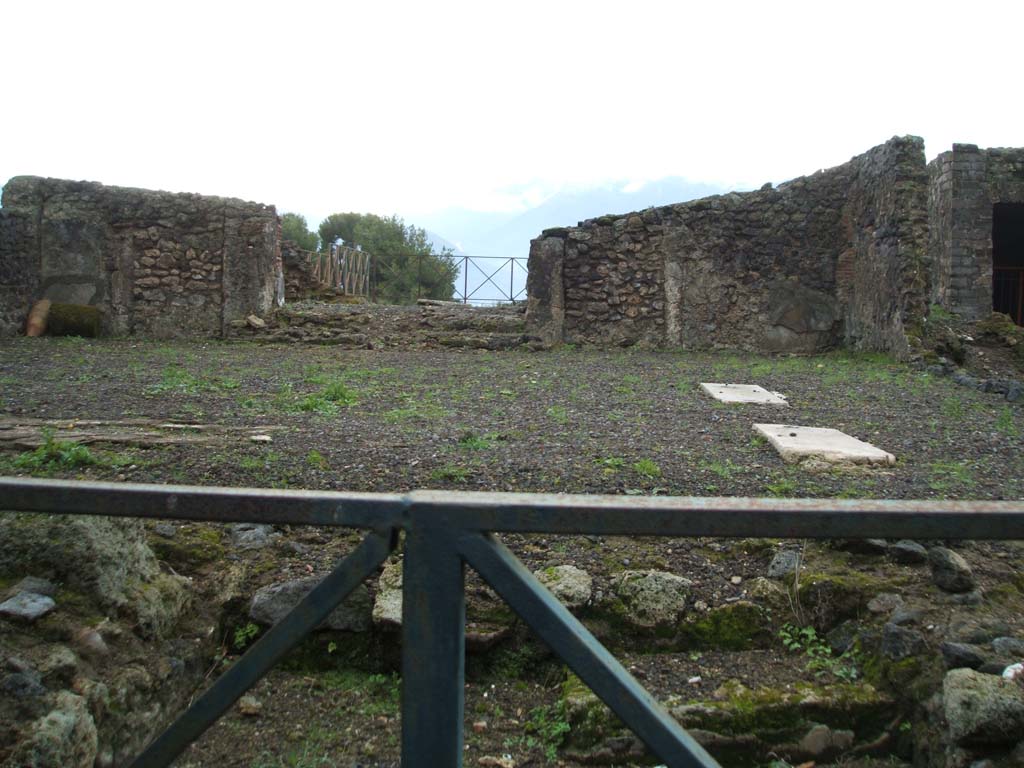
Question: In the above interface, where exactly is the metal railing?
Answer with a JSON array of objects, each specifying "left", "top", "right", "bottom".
[
  {"left": 3, "top": 477, "right": 1023, "bottom": 767},
  {"left": 448, "top": 255, "right": 528, "bottom": 305},
  {"left": 373, "top": 253, "right": 527, "bottom": 305}
]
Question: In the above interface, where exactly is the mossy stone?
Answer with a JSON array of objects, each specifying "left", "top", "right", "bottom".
[
  {"left": 677, "top": 601, "right": 771, "bottom": 651},
  {"left": 47, "top": 303, "right": 102, "bottom": 337}
]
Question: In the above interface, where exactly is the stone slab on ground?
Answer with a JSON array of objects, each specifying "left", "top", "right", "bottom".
[
  {"left": 754, "top": 424, "right": 896, "bottom": 466},
  {"left": 700, "top": 383, "right": 788, "bottom": 405}
]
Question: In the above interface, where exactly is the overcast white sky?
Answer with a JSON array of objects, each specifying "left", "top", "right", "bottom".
[{"left": 2, "top": 0, "right": 1022, "bottom": 229}]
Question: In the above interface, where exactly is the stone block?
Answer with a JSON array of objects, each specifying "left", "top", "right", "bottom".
[
  {"left": 700, "top": 383, "right": 788, "bottom": 405},
  {"left": 753, "top": 424, "right": 895, "bottom": 466}
]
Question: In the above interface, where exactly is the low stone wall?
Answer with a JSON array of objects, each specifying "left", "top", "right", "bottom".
[
  {"left": 527, "top": 136, "right": 930, "bottom": 357},
  {"left": 0, "top": 177, "right": 280, "bottom": 337}
]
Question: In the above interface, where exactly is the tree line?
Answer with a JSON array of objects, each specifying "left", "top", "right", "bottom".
[{"left": 281, "top": 212, "right": 457, "bottom": 304}]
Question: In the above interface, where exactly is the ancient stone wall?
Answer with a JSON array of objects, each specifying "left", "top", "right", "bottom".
[
  {"left": 0, "top": 177, "right": 281, "bottom": 337},
  {"left": 928, "top": 145, "right": 1024, "bottom": 320},
  {"left": 527, "top": 136, "right": 929, "bottom": 356},
  {"left": 281, "top": 239, "right": 324, "bottom": 301}
]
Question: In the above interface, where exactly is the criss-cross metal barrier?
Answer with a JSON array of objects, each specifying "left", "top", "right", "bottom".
[{"left": 3, "top": 478, "right": 1023, "bottom": 768}]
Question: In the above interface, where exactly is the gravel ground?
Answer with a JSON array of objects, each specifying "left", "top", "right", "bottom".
[
  {"left": 1, "top": 338, "right": 1022, "bottom": 500},
  {"left": 1, "top": 337, "right": 1023, "bottom": 768}
]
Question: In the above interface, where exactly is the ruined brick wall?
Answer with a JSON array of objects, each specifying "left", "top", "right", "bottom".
[
  {"left": 0, "top": 177, "right": 280, "bottom": 337},
  {"left": 281, "top": 240, "right": 324, "bottom": 301},
  {"left": 527, "top": 136, "right": 929, "bottom": 356},
  {"left": 929, "top": 145, "right": 1024, "bottom": 320},
  {"left": 0, "top": 208, "right": 39, "bottom": 336}
]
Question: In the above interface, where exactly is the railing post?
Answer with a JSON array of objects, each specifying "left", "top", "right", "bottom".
[{"left": 401, "top": 524, "right": 465, "bottom": 766}]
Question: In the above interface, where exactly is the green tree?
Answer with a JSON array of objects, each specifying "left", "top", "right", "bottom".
[
  {"left": 281, "top": 212, "right": 320, "bottom": 251},
  {"left": 318, "top": 212, "right": 457, "bottom": 304}
]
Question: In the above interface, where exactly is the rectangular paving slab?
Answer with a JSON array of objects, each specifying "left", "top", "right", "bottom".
[
  {"left": 700, "top": 383, "right": 788, "bottom": 405},
  {"left": 754, "top": 424, "right": 896, "bottom": 466}
]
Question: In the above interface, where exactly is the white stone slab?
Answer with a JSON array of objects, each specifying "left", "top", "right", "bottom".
[
  {"left": 700, "top": 383, "right": 788, "bottom": 405},
  {"left": 753, "top": 424, "right": 895, "bottom": 466}
]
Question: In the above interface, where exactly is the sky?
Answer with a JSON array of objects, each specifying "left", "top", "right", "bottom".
[{"left": 2, "top": 0, "right": 1022, "bottom": 233}]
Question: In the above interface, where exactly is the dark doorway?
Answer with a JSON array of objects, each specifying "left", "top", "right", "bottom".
[{"left": 993, "top": 203, "right": 1024, "bottom": 324}]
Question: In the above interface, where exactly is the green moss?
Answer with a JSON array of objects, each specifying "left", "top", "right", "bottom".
[
  {"left": 563, "top": 674, "right": 895, "bottom": 752},
  {"left": 148, "top": 524, "right": 226, "bottom": 569},
  {"left": 677, "top": 602, "right": 770, "bottom": 651},
  {"left": 862, "top": 653, "right": 935, "bottom": 699},
  {"left": 47, "top": 303, "right": 102, "bottom": 337}
]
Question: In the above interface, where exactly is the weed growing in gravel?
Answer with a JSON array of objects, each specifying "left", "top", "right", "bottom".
[
  {"left": 431, "top": 464, "right": 470, "bottom": 483},
  {"left": 147, "top": 365, "right": 239, "bottom": 395},
  {"left": 928, "top": 460, "right": 974, "bottom": 494},
  {"left": 148, "top": 365, "right": 203, "bottom": 394},
  {"left": 547, "top": 406, "right": 569, "bottom": 424},
  {"left": 233, "top": 621, "right": 260, "bottom": 650},
  {"left": 632, "top": 458, "right": 662, "bottom": 479},
  {"left": 941, "top": 396, "right": 965, "bottom": 419},
  {"left": 779, "top": 623, "right": 859, "bottom": 682},
  {"left": 701, "top": 459, "right": 739, "bottom": 479},
  {"left": 765, "top": 475, "right": 798, "bottom": 497},
  {"left": 996, "top": 406, "right": 1020, "bottom": 437},
  {"left": 240, "top": 452, "right": 281, "bottom": 471},
  {"left": 594, "top": 456, "right": 625, "bottom": 475},
  {"left": 383, "top": 394, "right": 448, "bottom": 424},
  {"left": 458, "top": 431, "right": 495, "bottom": 450},
  {"left": 518, "top": 702, "right": 570, "bottom": 761},
  {"left": 14, "top": 433, "right": 96, "bottom": 472},
  {"left": 306, "top": 450, "right": 328, "bottom": 469}
]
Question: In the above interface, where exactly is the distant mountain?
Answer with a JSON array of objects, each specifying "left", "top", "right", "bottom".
[
  {"left": 419, "top": 177, "right": 729, "bottom": 259},
  {"left": 423, "top": 230, "right": 465, "bottom": 256}
]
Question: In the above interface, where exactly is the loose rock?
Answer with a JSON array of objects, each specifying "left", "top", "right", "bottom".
[
  {"left": 7, "top": 690, "right": 98, "bottom": 768},
  {"left": 929, "top": 547, "right": 976, "bottom": 593},
  {"left": 867, "top": 592, "right": 904, "bottom": 614},
  {"left": 882, "top": 623, "right": 927, "bottom": 660},
  {"left": 890, "top": 540, "right": 928, "bottom": 564},
  {"left": 372, "top": 560, "right": 403, "bottom": 628},
  {"left": 0, "top": 591, "right": 57, "bottom": 622},
  {"left": 992, "top": 637, "right": 1024, "bottom": 657},
  {"left": 535, "top": 564, "right": 593, "bottom": 610},
  {"left": 229, "top": 523, "right": 278, "bottom": 550},
  {"left": 250, "top": 577, "right": 372, "bottom": 632},
  {"left": 767, "top": 550, "right": 801, "bottom": 580},
  {"left": 612, "top": 570, "right": 691, "bottom": 630},
  {"left": 941, "top": 642, "right": 987, "bottom": 670},
  {"left": 943, "top": 668, "right": 1024, "bottom": 746}
]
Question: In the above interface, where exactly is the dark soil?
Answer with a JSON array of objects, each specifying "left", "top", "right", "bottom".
[{"left": 1, "top": 337, "right": 1023, "bottom": 768}]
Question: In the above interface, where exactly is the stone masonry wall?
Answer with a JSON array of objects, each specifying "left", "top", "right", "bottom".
[
  {"left": 527, "top": 136, "right": 929, "bottom": 356},
  {"left": 281, "top": 239, "right": 324, "bottom": 301},
  {"left": 0, "top": 177, "right": 280, "bottom": 337},
  {"left": 928, "top": 145, "right": 1024, "bottom": 320}
]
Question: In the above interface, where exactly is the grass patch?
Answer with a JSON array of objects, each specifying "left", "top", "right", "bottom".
[
  {"left": 632, "top": 458, "right": 661, "bottom": 479},
  {"left": 547, "top": 406, "right": 569, "bottom": 424},
  {"left": 457, "top": 431, "right": 496, "bottom": 450},
  {"left": 431, "top": 464, "right": 470, "bottom": 483},
  {"left": 306, "top": 450, "right": 328, "bottom": 469},
  {"left": 14, "top": 434, "right": 96, "bottom": 472}
]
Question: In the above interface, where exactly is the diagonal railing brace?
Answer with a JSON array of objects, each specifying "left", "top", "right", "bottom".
[
  {"left": 129, "top": 527, "right": 397, "bottom": 768},
  {"left": 459, "top": 531, "right": 720, "bottom": 768}
]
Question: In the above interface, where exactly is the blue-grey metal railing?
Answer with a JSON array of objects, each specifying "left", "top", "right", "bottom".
[{"left": 2, "top": 477, "right": 1023, "bottom": 767}]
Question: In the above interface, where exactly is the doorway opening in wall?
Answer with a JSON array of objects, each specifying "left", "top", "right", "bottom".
[{"left": 992, "top": 203, "right": 1024, "bottom": 325}]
